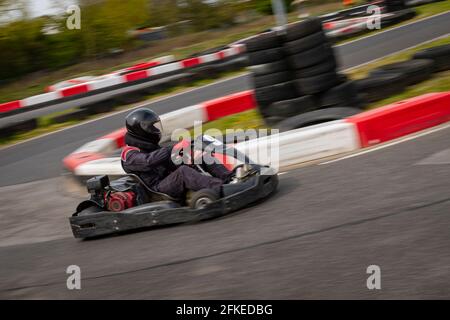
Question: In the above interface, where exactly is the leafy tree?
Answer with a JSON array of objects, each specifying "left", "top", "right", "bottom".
[{"left": 252, "top": 0, "right": 294, "bottom": 15}]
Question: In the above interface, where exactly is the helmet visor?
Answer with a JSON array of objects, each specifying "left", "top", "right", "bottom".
[{"left": 141, "top": 118, "right": 163, "bottom": 136}]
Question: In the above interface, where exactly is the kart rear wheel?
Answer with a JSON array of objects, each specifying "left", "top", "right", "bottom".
[{"left": 190, "top": 189, "right": 219, "bottom": 209}]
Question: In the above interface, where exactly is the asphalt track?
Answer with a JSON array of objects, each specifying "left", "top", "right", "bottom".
[
  {"left": 1, "top": 124, "right": 449, "bottom": 299},
  {"left": 0, "top": 11, "right": 449, "bottom": 187}
]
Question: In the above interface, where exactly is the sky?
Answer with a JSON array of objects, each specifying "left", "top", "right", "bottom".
[{"left": 27, "top": 0, "right": 77, "bottom": 18}]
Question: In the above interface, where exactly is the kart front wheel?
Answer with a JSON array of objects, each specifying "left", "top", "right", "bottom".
[{"left": 190, "top": 189, "right": 219, "bottom": 209}]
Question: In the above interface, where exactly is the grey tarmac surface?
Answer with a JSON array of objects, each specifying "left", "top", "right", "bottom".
[
  {"left": 0, "top": 11, "right": 449, "bottom": 187},
  {"left": 1, "top": 125, "right": 449, "bottom": 299}
]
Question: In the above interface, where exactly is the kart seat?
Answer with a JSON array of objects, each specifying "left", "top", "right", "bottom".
[{"left": 123, "top": 174, "right": 179, "bottom": 203}]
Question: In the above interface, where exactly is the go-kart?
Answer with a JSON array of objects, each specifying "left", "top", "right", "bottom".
[{"left": 69, "top": 135, "right": 279, "bottom": 239}]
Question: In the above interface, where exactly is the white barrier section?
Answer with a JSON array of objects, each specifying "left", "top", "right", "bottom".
[
  {"left": 327, "top": 20, "right": 368, "bottom": 38},
  {"left": 73, "top": 120, "right": 360, "bottom": 176},
  {"left": 155, "top": 55, "right": 175, "bottom": 64},
  {"left": 201, "top": 53, "right": 220, "bottom": 64},
  {"left": 160, "top": 104, "right": 206, "bottom": 138},
  {"left": 23, "top": 91, "right": 60, "bottom": 106},
  {"left": 235, "top": 120, "right": 360, "bottom": 169},
  {"left": 75, "top": 157, "right": 125, "bottom": 176},
  {"left": 89, "top": 75, "right": 123, "bottom": 90},
  {"left": 72, "top": 138, "right": 118, "bottom": 155},
  {"left": 152, "top": 62, "right": 183, "bottom": 76}
]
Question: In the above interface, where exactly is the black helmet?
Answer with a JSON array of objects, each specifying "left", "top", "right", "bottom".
[{"left": 125, "top": 108, "right": 163, "bottom": 144}]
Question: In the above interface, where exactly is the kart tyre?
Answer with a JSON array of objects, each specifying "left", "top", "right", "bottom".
[
  {"left": 214, "top": 55, "right": 249, "bottom": 72},
  {"left": 284, "top": 18, "right": 323, "bottom": 42},
  {"left": 278, "top": 107, "right": 362, "bottom": 132},
  {"left": 256, "top": 103, "right": 272, "bottom": 118},
  {"left": 255, "top": 81, "right": 299, "bottom": 106},
  {"left": 243, "top": 31, "right": 283, "bottom": 52},
  {"left": 295, "top": 57, "right": 337, "bottom": 78},
  {"left": 354, "top": 72, "right": 406, "bottom": 103},
  {"left": 248, "top": 60, "right": 288, "bottom": 76},
  {"left": 190, "top": 189, "right": 219, "bottom": 209},
  {"left": 263, "top": 116, "right": 286, "bottom": 127},
  {"left": 192, "top": 64, "right": 218, "bottom": 80},
  {"left": 248, "top": 47, "right": 284, "bottom": 65},
  {"left": 288, "top": 44, "right": 335, "bottom": 69},
  {"left": 266, "top": 95, "right": 318, "bottom": 118},
  {"left": 385, "top": 0, "right": 407, "bottom": 12},
  {"left": 0, "top": 119, "right": 38, "bottom": 138},
  {"left": 319, "top": 81, "right": 363, "bottom": 109},
  {"left": 413, "top": 44, "right": 450, "bottom": 72},
  {"left": 369, "top": 59, "right": 434, "bottom": 86},
  {"left": 295, "top": 72, "right": 341, "bottom": 94},
  {"left": 252, "top": 71, "right": 292, "bottom": 88},
  {"left": 381, "top": 9, "right": 416, "bottom": 27},
  {"left": 284, "top": 31, "right": 328, "bottom": 55}
]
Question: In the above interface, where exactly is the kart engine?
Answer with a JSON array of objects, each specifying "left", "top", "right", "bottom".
[
  {"left": 106, "top": 192, "right": 136, "bottom": 212},
  {"left": 86, "top": 175, "right": 136, "bottom": 212}
]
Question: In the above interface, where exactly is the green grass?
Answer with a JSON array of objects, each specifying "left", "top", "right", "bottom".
[{"left": 192, "top": 109, "right": 265, "bottom": 136}]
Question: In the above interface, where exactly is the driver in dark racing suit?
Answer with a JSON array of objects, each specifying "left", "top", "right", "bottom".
[{"left": 121, "top": 108, "right": 233, "bottom": 199}]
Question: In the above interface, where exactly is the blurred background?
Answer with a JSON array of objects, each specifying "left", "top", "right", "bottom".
[
  {"left": 1, "top": 0, "right": 274, "bottom": 80},
  {"left": 0, "top": 0, "right": 353, "bottom": 86},
  {"left": 0, "top": 0, "right": 449, "bottom": 299}
]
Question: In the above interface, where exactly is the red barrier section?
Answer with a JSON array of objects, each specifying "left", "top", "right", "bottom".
[
  {"left": 0, "top": 100, "right": 22, "bottom": 113},
  {"left": 125, "top": 61, "right": 159, "bottom": 72},
  {"left": 346, "top": 92, "right": 450, "bottom": 147},
  {"left": 101, "top": 127, "right": 127, "bottom": 148},
  {"left": 124, "top": 70, "right": 149, "bottom": 82},
  {"left": 182, "top": 57, "right": 200, "bottom": 68},
  {"left": 60, "top": 84, "right": 90, "bottom": 97},
  {"left": 203, "top": 90, "right": 256, "bottom": 122},
  {"left": 63, "top": 152, "right": 104, "bottom": 172}
]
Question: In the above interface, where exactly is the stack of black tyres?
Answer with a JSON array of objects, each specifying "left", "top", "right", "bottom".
[
  {"left": 244, "top": 18, "right": 364, "bottom": 131},
  {"left": 355, "top": 44, "right": 450, "bottom": 104},
  {"left": 354, "top": 58, "right": 435, "bottom": 103},
  {"left": 384, "top": 0, "right": 406, "bottom": 12},
  {"left": 413, "top": 44, "right": 450, "bottom": 72},
  {"left": 244, "top": 18, "right": 448, "bottom": 132},
  {"left": 245, "top": 31, "right": 299, "bottom": 126},
  {"left": 279, "top": 18, "right": 363, "bottom": 131}
]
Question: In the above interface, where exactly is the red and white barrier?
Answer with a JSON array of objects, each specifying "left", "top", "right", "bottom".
[
  {"left": 346, "top": 92, "right": 450, "bottom": 147},
  {"left": 45, "top": 56, "right": 175, "bottom": 93},
  {"left": 63, "top": 90, "right": 256, "bottom": 173},
  {"left": 0, "top": 45, "right": 245, "bottom": 114},
  {"left": 326, "top": 20, "right": 370, "bottom": 38},
  {"left": 64, "top": 90, "right": 450, "bottom": 177},
  {"left": 119, "top": 55, "right": 174, "bottom": 74},
  {"left": 65, "top": 90, "right": 450, "bottom": 176},
  {"left": 235, "top": 120, "right": 359, "bottom": 168},
  {"left": 323, "top": 14, "right": 384, "bottom": 32}
]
